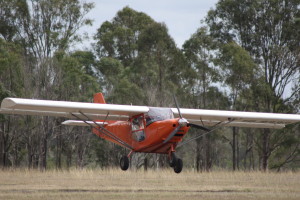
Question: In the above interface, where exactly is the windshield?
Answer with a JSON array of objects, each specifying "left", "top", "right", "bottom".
[{"left": 145, "top": 107, "right": 174, "bottom": 126}]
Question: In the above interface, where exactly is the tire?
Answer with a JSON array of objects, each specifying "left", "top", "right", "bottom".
[
  {"left": 120, "top": 156, "right": 129, "bottom": 171},
  {"left": 169, "top": 152, "right": 177, "bottom": 168},
  {"left": 174, "top": 158, "right": 183, "bottom": 173}
]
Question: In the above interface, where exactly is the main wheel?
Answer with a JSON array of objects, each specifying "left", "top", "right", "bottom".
[
  {"left": 120, "top": 156, "right": 129, "bottom": 171},
  {"left": 169, "top": 152, "right": 177, "bottom": 168},
  {"left": 174, "top": 158, "right": 183, "bottom": 173}
]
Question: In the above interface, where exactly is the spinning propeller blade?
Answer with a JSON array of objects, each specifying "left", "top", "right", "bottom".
[
  {"left": 163, "top": 125, "right": 181, "bottom": 144},
  {"left": 173, "top": 95, "right": 183, "bottom": 119}
]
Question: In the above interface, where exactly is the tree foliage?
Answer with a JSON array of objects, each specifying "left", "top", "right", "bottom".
[
  {"left": 95, "top": 7, "right": 185, "bottom": 106},
  {"left": 206, "top": 0, "right": 300, "bottom": 170}
]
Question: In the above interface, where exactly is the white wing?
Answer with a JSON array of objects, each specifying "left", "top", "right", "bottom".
[
  {"left": 171, "top": 108, "right": 300, "bottom": 129},
  {"left": 1, "top": 97, "right": 299, "bottom": 129},
  {"left": 0, "top": 98, "right": 149, "bottom": 121}
]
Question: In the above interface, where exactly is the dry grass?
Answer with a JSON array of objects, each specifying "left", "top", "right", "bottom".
[{"left": 0, "top": 168, "right": 299, "bottom": 200}]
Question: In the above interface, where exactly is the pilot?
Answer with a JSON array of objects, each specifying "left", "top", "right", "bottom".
[
  {"left": 138, "top": 116, "right": 144, "bottom": 129},
  {"left": 132, "top": 116, "right": 145, "bottom": 141},
  {"left": 132, "top": 118, "right": 140, "bottom": 130}
]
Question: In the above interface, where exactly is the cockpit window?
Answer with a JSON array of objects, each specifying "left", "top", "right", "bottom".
[
  {"left": 132, "top": 115, "right": 145, "bottom": 142},
  {"left": 145, "top": 107, "right": 174, "bottom": 126}
]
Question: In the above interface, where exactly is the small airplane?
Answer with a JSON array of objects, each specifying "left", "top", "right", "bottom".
[{"left": 1, "top": 93, "right": 300, "bottom": 173}]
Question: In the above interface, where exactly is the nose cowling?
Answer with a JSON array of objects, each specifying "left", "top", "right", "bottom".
[{"left": 163, "top": 118, "right": 189, "bottom": 144}]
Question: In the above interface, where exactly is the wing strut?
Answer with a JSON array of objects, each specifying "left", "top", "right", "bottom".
[
  {"left": 177, "top": 118, "right": 235, "bottom": 148},
  {"left": 70, "top": 111, "right": 133, "bottom": 150}
]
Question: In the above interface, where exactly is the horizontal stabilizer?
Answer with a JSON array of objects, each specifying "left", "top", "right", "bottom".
[{"left": 62, "top": 120, "right": 108, "bottom": 127}]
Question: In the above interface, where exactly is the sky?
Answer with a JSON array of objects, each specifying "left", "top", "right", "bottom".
[{"left": 79, "top": 0, "right": 219, "bottom": 49}]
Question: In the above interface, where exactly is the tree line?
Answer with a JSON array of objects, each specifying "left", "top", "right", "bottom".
[{"left": 0, "top": 0, "right": 299, "bottom": 171}]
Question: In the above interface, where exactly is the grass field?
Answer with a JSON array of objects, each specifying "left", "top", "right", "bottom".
[{"left": 0, "top": 168, "right": 299, "bottom": 200}]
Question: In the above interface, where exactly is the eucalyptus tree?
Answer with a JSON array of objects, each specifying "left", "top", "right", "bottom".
[
  {"left": 206, "top": 0, "right": 300, "bottom": 170},
  {"left": 95, "top": 7, "right": 185, "bottom": 107},
  {"left": 94, "top": 6, "right": 154, "bottom": 65},
  {"left": 136, "top": 21, "right": 186, "bottom": 106},
  {"left": 0, "top": 0, "right": 94, "bottom": 170},
  {"left": 182, "top": 27, "right": 224, "bottom": 171},
  {"left": 216, "top": 41, "right": 257, "bottom": 170},
  {"left": 52, "top": 50, "right": 100, "bottom": 169},
  {"left": 0, "top": 39, "right": 25, "bottom": 167}
]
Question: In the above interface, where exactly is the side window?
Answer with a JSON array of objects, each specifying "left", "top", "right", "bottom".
[{"left": 131, "top": 115, "right": 145, "bottom": 142}]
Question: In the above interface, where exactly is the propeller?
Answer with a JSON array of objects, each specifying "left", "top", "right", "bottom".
[
  {"left": 164, "top": 95, "right": 210, "bottom": 144},
  {"left": 163, "top": 125, "right": 181, "bottom": 144},
  {"left": 173, "top": 95, "right": 183, "bottom": 119}
]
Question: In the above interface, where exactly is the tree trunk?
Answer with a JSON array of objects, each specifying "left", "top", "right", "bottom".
[
  {"left": 41, "top": 136, "right": 47, "bottom": 170},
  {"left": 12, "top": 141, "right": 19, "bottom": 167},
  {"left": 27, "top": 142, "right": 32, "bottom": 169},
  {"left": 67, "top": 148, "right": 72, "bottom": 169},
  {"left": 56, "top": 125, "right": 62, "bottom": 169},
  {"left": 244, "top": 132, "right": 248, "bottom": 170},
  {"left": 205, "top": 134, "right": 211, "bottom": 171},
  {"left": 244, "top": 131, "right": 254, "bottom": 171},
  {"left": 232, "top": 127, "right": 237, "bottom": 171},
  {"left": 39, "top": 117, "right": 49, "bottom": 171},
  {"left": 0, "top": 122, "right": 4, "bottom": 168},
  {"left": 0, "top": 119, "right": 14, "bottom": 168},
  {"left": 196, "top": 137, "right": 202, "bottom": 172},
  {"left": 237, "top": 128, "right": 240, "bottom": 170},
  {"left": 144, "top": 157, "right": 148, "bottom": 171},
  {"left": 262, "top": 129, "right": 270, "bottom": 171}
]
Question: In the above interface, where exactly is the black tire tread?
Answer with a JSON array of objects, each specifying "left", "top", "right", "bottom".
[
  {"left": 120, "top": 156, "right": 129, "bottom": 171},
  {"left": 174, "top": 158, "right": 183, "bottom": 173}
]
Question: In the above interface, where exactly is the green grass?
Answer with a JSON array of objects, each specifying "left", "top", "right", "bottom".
[{"left": 0, "top": 168, "right": 299, "bottom": 200}]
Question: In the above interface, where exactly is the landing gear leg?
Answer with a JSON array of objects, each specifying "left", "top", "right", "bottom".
[
  {"left": 169, "top": 152, "right": 177, "bottom": 167},
  {"left": 168, "top": 152, "right": 183, "bottom": 173}
]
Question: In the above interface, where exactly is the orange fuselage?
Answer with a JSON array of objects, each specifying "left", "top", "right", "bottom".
[{"left": 92, "top": 117, "right": 190, "bottom": 154}]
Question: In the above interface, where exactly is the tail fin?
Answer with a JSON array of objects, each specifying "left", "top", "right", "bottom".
[{"left": 93, "top": 93, "right": 106, "bottom": 104}]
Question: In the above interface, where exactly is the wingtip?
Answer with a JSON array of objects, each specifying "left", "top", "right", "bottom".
[{"left": 1, "top": 98, "right": 17, "bottom": 109}]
